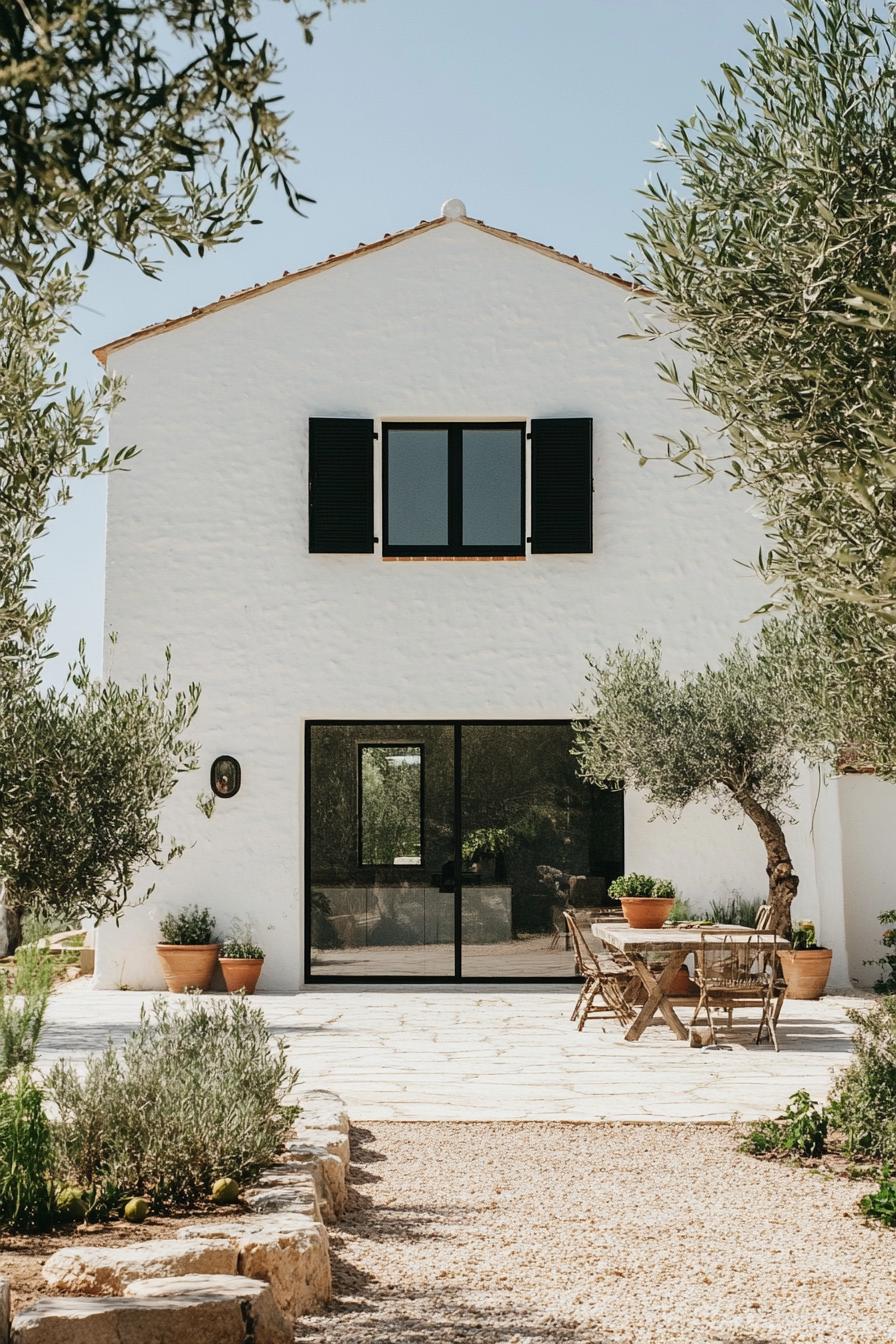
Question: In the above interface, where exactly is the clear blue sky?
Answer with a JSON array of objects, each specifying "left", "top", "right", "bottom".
[{"left": 36, "top": 0, "right": 789, "bottom": 682}]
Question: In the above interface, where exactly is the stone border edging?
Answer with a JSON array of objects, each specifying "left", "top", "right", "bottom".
[{"left": 6, "top": 1088, "right": 350, "bottom": 1343}]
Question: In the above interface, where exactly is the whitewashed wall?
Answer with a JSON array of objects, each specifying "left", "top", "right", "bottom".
[
  {"left": 97, "top": 216, "right": 841, "bottom": 991},
  {"left": 835, "top": 776, "right": 896, "bottom": 987}
]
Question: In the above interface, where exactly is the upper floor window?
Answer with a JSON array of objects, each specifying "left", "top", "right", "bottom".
[
  {"left": 307, "top": 415, "right": 592, "bottom": 557},
  {"left": 382, "top": 423, "right": 525, "bottom": 557}
]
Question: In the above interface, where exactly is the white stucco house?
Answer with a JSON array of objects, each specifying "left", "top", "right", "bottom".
[{"left": 92, "top": 198, "right": 894, "bottom": 993}]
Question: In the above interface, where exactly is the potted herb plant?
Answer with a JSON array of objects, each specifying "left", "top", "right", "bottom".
[
  {"left": 219, "top": 924, "right": 265, "bottom": 995},
  {"left": 156, "top": 905, "right": 219, "bottom": 993},
  {"left": 778, "top": 921, "right": 832, "bottom": 1000},
  {"left": 608, "top": 873, "right": 677, "bottom": 930}
]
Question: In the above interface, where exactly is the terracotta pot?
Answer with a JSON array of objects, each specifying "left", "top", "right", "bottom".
[
  {"left": 668, "top": 965, "right": 693, "bottom": 997},
  {"left": 156, "top": 943, "right": 219, "bottom": 993},
  {"left": 619, "top": 897, "right": 675, "bottom": 930},
  {"left": 219, "top": 957, "right": 264, "bottom": 995},
  {"left": 778, "top": 947, "right": 832, "bottom": 1000}
]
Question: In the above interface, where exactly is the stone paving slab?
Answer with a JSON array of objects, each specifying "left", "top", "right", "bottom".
[{"left": 39, "top": 983, "right": 867, "bottom": 1122}]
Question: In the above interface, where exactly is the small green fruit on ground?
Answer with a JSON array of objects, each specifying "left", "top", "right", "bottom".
[
  {"left": 123, "top": 1197, "right": 149, "bottom": 1223},
  {"left": 210, "top": 1177, "right": 239, "bottom": 1205},
  {"left": 56, "top": 1188, "right": 87, "bottom": 1222}
]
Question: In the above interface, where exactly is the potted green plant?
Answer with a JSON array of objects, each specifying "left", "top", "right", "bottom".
[
  {"left": 156, "top": 905, "right": 219, "bottom": 993},
  {"left": 219, "top": 924, "right": 265, "bottom": 995},
  {"left": 608, "top": 873, "right": 677, "bottom": 930},
  {"left": 778, "top": 921, "right": 832, "bottom": 1000}
]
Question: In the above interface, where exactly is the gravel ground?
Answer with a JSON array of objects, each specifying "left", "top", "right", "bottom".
[{"left": 297, "top": 1122, "right": 896, "bottom": 1344}]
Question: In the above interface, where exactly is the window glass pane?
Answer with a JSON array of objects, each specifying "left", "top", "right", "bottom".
[
  {"left": 460, "top": 724, "right": 624, "bottom": 977},
  {"left": 360, "top": 745, "right": 423, "bottom": 865},
  {"left": 387, "top": 430, "right": 448, "bottom": 546},
  {"left": 462, "top": 429, "right": 522, "bottom": 548},
  {"left": 308, "top": 725, "right": 454, "bottom": 978}
]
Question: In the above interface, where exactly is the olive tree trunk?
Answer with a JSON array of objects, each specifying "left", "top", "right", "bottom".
[
  {"left": 0, "top": 887, "right": 22, "bottom": 957},
  {"left": 731, "top": 790, "right": 798, "bottom": 935}
]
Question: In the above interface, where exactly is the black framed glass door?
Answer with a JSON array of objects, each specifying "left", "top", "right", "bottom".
[{"left": 305, "top": 720, "right": 623, "bottom": 982}]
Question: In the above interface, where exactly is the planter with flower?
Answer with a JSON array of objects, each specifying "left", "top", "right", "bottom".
[
  {"left": 778, "top": 921, "right": 831, "bottom": 1000},
  {"left": 219, "top": 925, "right": 265, "bottom": 995},
  {"left": 156, "top": 905, "right": 219, "bottom": 993},
  {"left": 608, "top": 873, "right": 677, "bottom": 931}
]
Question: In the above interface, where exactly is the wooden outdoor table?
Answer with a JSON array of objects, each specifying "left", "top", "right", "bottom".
[{"left": 591, "top": 924, "right": 788, "bottom": 1043}]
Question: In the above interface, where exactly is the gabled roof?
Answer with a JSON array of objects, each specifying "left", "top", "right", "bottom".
[{"left": 93, "top": 207, "right": 644, "bottom": 365}]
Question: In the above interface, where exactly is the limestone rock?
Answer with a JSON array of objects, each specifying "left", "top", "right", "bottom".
[
  {"left": 294, "top": 1090, "right": 350, "bottom": 1136},
  {"left": 287, "top": 1126, "right": 351, "bottom": 1168},
  {"left": 42, "top": 1238, "right": 237, "bottom": 1295},
  {"left": 176, "top": 1214, "right": 331, "bottom": 1316},
  {"left": 124, "top": 1273, "right": 291, "bottom": 1344},
  {"left": 283, "top": 1139, "right": 349, "bottom": 1215},
  {"left": 0, "top": 1275, "right": 9, "bottom": 1344},
  {"left": 243, "top": 1171, "right": 323, "bottom": 1221},
  {"left": 11, "top": 1293, "right": 244, "bottom": 1344}
]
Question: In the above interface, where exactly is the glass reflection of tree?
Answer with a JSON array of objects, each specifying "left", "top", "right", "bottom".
[
  {"left": 360, "top": 746, "right": 422, "bottom": 865},
  {"left": 461, "top": 726, "right": 605, "bottom": 937}
]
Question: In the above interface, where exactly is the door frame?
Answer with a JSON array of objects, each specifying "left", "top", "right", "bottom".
[{"left": 303, "top": 718, "right": 621, "bottom": 984}]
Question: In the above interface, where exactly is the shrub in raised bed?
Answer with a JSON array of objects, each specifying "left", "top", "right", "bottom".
[{"left": 47, "top": 995, "right": 299, "bottom": 1210}]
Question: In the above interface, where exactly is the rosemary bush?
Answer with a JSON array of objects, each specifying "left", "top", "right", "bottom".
[
  {"left": 0, "top": 1074, "right": 56, "bottom": 1230},
  {"left": 0, "top": 945, "right": 55, "bottom": 1083},
  {"left": 47, "top": 996, "right": 299, "bottom": 1209},
  {"left": 827, "top": 997, "right": 896, "bottom": 1164}
]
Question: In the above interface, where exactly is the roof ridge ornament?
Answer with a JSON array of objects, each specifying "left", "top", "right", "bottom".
[{"left": 440, "top": 197, "right": 467, "bottom": 220}]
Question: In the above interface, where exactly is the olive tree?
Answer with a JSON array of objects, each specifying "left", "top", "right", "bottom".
[
  {"left": 573, "top": 636, "right": 800, "bottom": 933},
  {"left": 0, "top": 646, "right": 207, "bottom": 935},
  {"left": 626, "top": 0, "right": 896, "bottom": 772},
  {"left": 0, "top": 272, "right": 131, "bottom": 673},
  {"left": 0, "top": 0, "right": 357, "bottom": 283}
]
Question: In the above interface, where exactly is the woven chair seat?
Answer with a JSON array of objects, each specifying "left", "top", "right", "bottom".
[
  {"left": 702, "top": 978, "right": 769, "bottom": 994},
  {"left": 595, "top": 959, "right": 631, "bottom": 978}
]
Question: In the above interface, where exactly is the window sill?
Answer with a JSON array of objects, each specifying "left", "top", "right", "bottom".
[{"left": 382, "top": 555, "right": 526, "bottom": 562}]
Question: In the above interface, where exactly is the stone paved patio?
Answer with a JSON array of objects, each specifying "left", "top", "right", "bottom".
[{"left": 40, "top": 982, "right": 867, "bottom": 1122}]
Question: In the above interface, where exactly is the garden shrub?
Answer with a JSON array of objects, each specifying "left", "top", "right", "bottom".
[
  {"left": 866, "top": 910, "right": 896, "bottom": 994},
  {"left": 608, "top": 873, "right": 676, "bottom": 901},
  {"left": 47, "top": 995, "right": 299, "bottom": 1209},
  {"left": 742, "top": 1090, "right": 827, "bottom": 1159},
  {"left": 827, "top": 997, "right": 896, "bottom": 1164},
  {"left": 0, "top": 1074, "right": 56, "bottom": 1230},
  {"left": 668, "top": 896, "right": 695, "bottom": 925},
  {"left": 0, "top": 944, "right": 55, "bottom": 1082},
  {"left": 860, "top": 1172, "right": 896, "bottom": 1227},
  {"left": 158, "top": 904, "right": 216, "bottom": 945},
  {"left": 708, "top": 894, "right": 761, "bottom": 928}
]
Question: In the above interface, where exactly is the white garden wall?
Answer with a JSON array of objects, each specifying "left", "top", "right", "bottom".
[{"left": 95, "top": 210, "right": 863, "bottom": 991}]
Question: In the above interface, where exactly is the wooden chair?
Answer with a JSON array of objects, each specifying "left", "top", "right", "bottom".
[
  {"left": 692, "top": 933, "right": 780, "bottom": 1050},
  {"left": 563, "top": 911, "right": 637, "bottom": 1030},
  {"left": 754, "top": 904, "right": 788, "bottom": 1023}
]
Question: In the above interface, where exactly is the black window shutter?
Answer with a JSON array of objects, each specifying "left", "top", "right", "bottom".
[
  {"left": 308, "top": 418, "right": 374, "bottom": 553},
  {"left": 530, "top": 418, "right": 593, "bottom": 553}
]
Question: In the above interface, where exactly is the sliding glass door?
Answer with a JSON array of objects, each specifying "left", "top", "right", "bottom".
[
  {"left": 305, "top": 721, "right": 623, "bottom": 981},
  {"left": 459, "top": 723, "right": 623, "bottom": 977}
]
